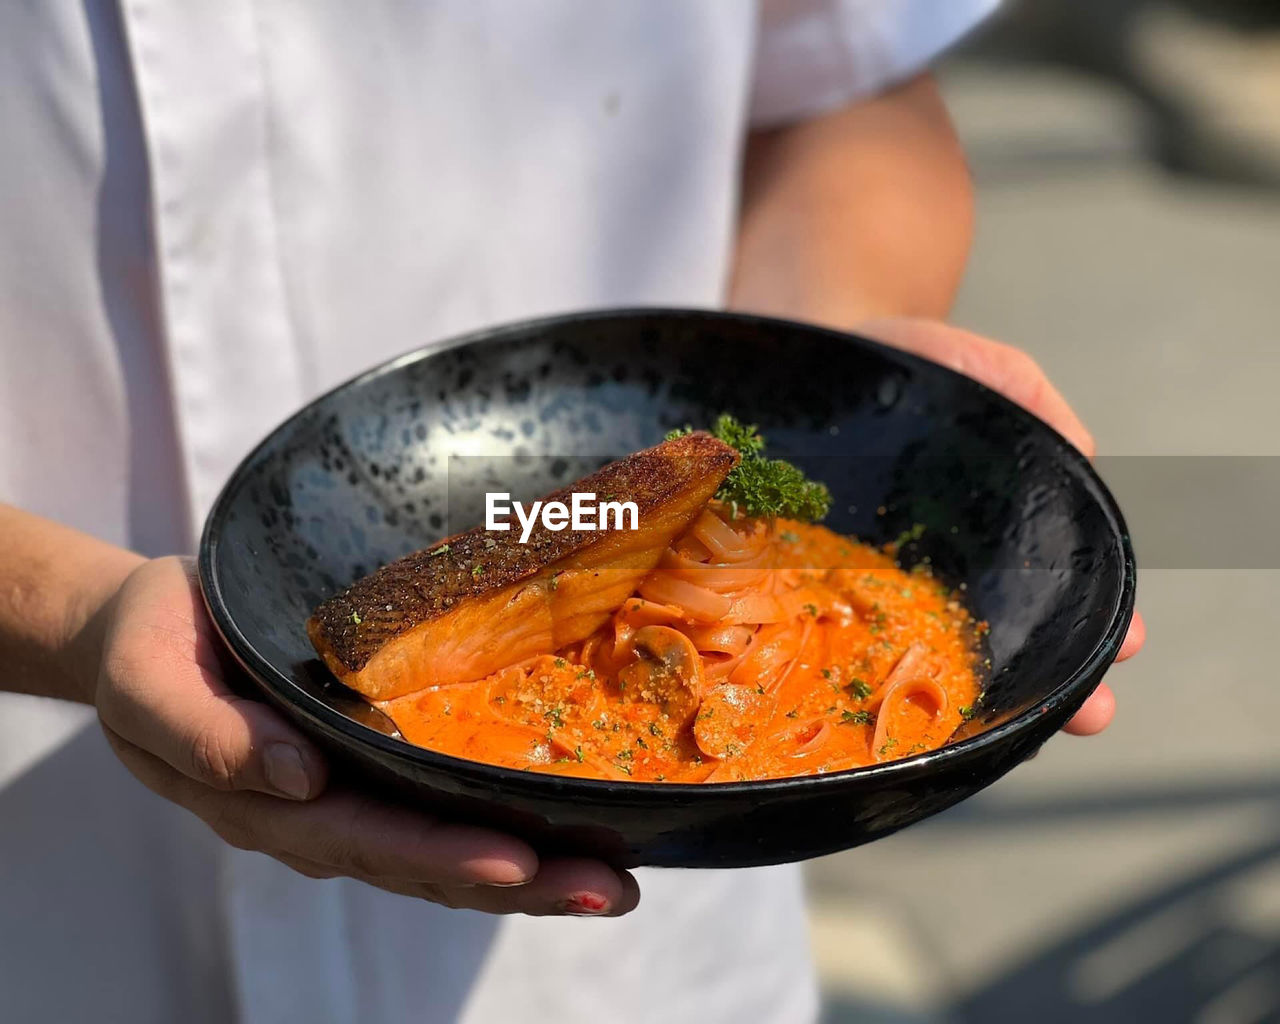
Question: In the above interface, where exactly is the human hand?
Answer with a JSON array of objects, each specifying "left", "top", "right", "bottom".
[
  {"left": 855, "top": 316, "right": 1145, "bottom": 735},
  {"left": 92, "top": 556, "right": 638, "bottom": 916}
]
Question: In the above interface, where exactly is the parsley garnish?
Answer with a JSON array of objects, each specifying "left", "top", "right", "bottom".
[
  {"left": 842, "top": 709, "right": 874, "bottom": 725},
  {"left": 666, "top": 414, "right": 831, "bottom": 521}
]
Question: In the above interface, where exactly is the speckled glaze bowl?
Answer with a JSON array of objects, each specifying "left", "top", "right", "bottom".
[{"left": 199, "top": 309, "right": 1135, "bottom": 868}]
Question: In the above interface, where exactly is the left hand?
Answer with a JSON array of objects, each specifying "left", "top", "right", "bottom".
[{"left": 854, "top": 316, "right": 1145, "bottom": 736}]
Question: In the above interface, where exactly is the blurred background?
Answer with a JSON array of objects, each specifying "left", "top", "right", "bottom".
[{"left": 809, "top": 1, "right": 1280, "bottom": 1021}]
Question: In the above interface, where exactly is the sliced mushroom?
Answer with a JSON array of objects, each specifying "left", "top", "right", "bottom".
[{"left": 617, "top": 625, "right": 705, "bottom": 730}]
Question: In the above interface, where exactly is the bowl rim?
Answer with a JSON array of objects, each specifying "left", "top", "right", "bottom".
[{"left": 199, "top": 306, "right": 1137, "bottom": 798}]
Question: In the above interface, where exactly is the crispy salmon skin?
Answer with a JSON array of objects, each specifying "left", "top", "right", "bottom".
[{"left": 307, "top": 432, "right": 738, "bottom": 701}]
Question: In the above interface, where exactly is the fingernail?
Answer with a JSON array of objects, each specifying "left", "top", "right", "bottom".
[
  {"left": 464, "top": 858, "right": 535, "bottom": 887},
  {"left": 264, "top": 743, "right": 312, "bottom": 799},
  {"left": 557, "top": 892, "right": 610, "bottom": 916}
]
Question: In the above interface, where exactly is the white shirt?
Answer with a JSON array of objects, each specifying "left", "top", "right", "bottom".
[{"left": 0, "top": 2, "right": 995, "bottom": 1021}]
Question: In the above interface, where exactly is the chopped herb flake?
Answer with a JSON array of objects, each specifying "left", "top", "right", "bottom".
[{"left": 848, "top": 678, "right": 873, "bottom": 699}]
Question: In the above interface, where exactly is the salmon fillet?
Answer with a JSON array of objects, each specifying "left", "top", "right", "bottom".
[{"left": 307, "top": 433, "right": 738, "bottom": 701}]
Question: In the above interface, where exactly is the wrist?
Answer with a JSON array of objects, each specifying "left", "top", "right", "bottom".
[
  {"left": 60, "top": 550, "right": 147, "bottom": 705},
  {"left": 0, "top": 504, "right": 145, "bottom": 705}
]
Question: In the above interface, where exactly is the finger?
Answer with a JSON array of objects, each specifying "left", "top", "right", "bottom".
[
  {"left": 95, "top": 557, "right": 327, "bottom": 800},
  {"left": 449, "top": 858, "right": 641, "bottom": 917},
  {"left": 1116, "top": 611, "right": 1146, "bottom": 661},
  {"left": 274, "top": 853, "right": 345, "bottom": 881},
  {"left": 249, "top": 853, "right": 497, "bottom": 913},
  {"left": 268, "top": 862, "right": 489, "bottom": 911},
  {"left": 281, "top": 849, "right": 640, "bottom": 921},
  {"left": 281, "top": 849, "right": 640, "bottom": 917},
  {"left": 259, "top": 856, "right": 484, "bottom": 913},
  {"left": 273, "top": 854, "right": 480, "bottom": 904},
  {"left": 1062, "top": 682, "right": 1115, "bottom": 736},
  {"left": 103, "top": 726, "right": 538, "bottom": 887},
  {"left": 857, "top": 317, "right": 1097, "bottom": 457},
  {"left": 267, "top": 849, "right": 644, "bottom": 920}
]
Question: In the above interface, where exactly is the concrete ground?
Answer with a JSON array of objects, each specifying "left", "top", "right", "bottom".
[{"left": 807, "top": 17, "right": 1280, "bottom": 1024}]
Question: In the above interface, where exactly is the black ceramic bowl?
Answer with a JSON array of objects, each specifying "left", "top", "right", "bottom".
[{"left": 199, "top": 309, "right": 1135, "bottom": 868}]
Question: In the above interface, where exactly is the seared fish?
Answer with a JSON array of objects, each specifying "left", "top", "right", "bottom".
[{"left": 307, "top": 432, "right": 738, "bottom": 701}]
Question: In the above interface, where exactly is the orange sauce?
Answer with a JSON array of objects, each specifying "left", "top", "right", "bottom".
[{"left": 380, "top": 517, "right": 982, "bottom": 782}]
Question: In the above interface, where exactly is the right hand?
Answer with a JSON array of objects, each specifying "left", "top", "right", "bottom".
[
  {"left": 855, "top": 317, "right": 1147, "bottom": 737},
  {"left": 92, "top": 556, "right": 638, "bottom": 917}
]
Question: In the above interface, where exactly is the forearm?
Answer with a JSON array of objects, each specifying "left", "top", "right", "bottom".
[
  {"left": 729, "top": 74, "right": 973, "bottom": 328},
  {"left": 0, "top": 504, "right": 143, "bottom": 703}
]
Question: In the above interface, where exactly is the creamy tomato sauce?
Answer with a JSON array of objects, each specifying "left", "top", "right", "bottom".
[{"left": 379, "top": 514, "right": 983, "bottom": 783}]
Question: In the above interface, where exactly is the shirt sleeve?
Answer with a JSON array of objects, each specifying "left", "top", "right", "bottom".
[{"left": 748, "top": 0, "right": 1001, "bottom": 128}]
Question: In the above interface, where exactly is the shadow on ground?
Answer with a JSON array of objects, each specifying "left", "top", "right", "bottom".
[{"left": 823, "top": 780, "right": 1280, "bottom": 1023}]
